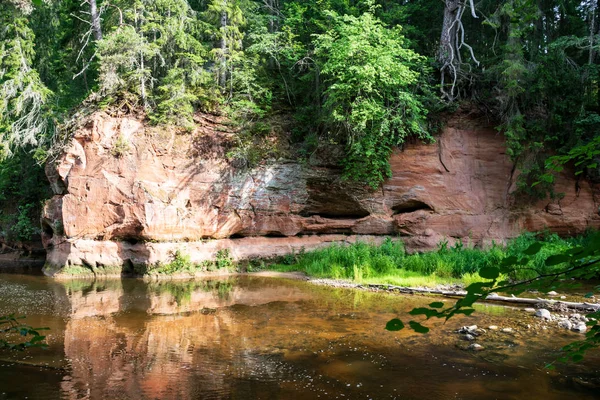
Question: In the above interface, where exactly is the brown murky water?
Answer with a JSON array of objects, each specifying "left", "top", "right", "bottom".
[{"left": 0, "top": 273, "right": 598, "bottom": 400}]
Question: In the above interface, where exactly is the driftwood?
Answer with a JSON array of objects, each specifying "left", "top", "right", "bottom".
[{"left": 363, "top": 284, "right": 600, "bottom": 312}]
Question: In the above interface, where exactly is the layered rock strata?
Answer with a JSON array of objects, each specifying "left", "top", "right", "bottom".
[{"left": 42, "top": 112, "right": 600, "bottom": 276}]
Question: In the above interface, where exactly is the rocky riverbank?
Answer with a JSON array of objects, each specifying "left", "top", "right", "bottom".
[{"left": 303, "top": 276, "right": 598, "bottom": 340}]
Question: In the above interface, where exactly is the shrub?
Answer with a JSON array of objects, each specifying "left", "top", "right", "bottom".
[{"left": 111, "top": 135, "right": 130, "bottom": 158}]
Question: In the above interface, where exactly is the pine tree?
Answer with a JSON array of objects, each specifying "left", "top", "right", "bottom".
[{"left": 0, "top": 0, "right": 52, "bottom": 158}]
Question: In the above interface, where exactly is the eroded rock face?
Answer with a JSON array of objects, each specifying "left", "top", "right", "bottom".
[{"left": 42, "top": 112, "right": 600, "bottom": 276}]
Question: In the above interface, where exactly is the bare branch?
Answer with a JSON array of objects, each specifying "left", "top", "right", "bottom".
[{"left": 468, "top": 0, "right": 478, "bottom": 19}]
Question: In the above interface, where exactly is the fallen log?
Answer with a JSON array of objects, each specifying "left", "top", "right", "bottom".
[{"left": 363, "top": 284, "right": 600, "bottom": 312}]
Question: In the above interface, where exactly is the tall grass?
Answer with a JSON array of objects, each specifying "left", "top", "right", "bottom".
[{"left": 269, "top": 232, "right": 594, "bottom": 287}]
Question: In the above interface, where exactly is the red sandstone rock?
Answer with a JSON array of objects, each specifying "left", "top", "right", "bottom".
[{"left": 42, "top": 112, "right": 600, "bottom": 275}]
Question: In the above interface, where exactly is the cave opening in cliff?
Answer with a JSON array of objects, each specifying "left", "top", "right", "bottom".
[
  {"left": 300, "top": 210, "right": 371, "bottom": 219},
  {"left": 392, "top": 200, "right": 433, "bottom": 214},
  {"left": 41, "top": 221, "right": 54, "bottom": 239}
]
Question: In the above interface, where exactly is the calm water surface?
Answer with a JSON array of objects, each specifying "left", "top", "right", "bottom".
[{"left": 0, "top": 273, "right": 598, "bottom": 400}]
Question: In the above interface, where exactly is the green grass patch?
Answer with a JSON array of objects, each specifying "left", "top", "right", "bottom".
[{"left": 267, "top": 232, "right": 596, "bottom": 287}]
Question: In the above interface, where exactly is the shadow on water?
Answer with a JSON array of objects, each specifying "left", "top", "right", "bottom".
[{"left": 0, "top": 274, "right": 598, "bottom": 399}]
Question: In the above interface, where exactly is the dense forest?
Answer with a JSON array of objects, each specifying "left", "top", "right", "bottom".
[{"left": 2, "top": 0, "right": 600, "bottom": 240}]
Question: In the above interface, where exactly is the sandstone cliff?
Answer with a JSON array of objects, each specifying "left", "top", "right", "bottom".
[{"left": 41, "top": 112, "right": 600, "bottom": 276}]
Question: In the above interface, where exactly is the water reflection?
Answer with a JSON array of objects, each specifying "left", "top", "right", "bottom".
[
  {"left": 0, "top": 275, "right": 598, "bottom": 399},
  {"left": 55, "top": 277, "right": 313, "bottom": 317}
]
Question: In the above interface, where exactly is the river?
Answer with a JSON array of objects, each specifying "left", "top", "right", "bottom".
[{"left": 0, "top": 273, "right": 598, "bottom": 399}]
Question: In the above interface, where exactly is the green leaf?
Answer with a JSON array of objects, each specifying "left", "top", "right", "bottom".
[
  {"left": 385, "top": 318, "right": 405, "bottom": 331},
  {"left": 429, "top": 302, "right": 444, "bottom": 309},
  {"left": 455, "top": 308, "right": 476, "bottom": 316},
  {"left": 566, "top": 247, "right": 585, "bottom": 256},
  {"left": 457, "top": 293, "right": 481, "bottom": 308},
  {"left": 545, "top": 254, "right": 571, "bottom": 266},
  {"left": 30, "top": 335, "right": 45, "bottom": 343},
  {"left": 32, "top": 0, "right": 43, "bottom": 6},
  {"left": 409, "top": 321, "right": 430, "bottom": 334},
  {"left": 478, "top": 266, "right": 500, "bottom": 280},
  {"left": 409, "top": 307, "right": 439, "bottom": 319},
  {"left": 517, "top": 256, "right": 530, "bottom": 265},
  {"left": 523, "top": 242, "right": 543, "bottom": 255},
  {"left": 500, "top": 256, "right": 518, "bottom": 267},
  {"left": 585, "top": 292, "right": 594, "bottom": 298},
  {"left": 465, "top": 282, "right": 489, "bottom": 293}
]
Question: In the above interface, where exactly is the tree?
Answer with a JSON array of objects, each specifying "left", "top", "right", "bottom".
[
  {"left": 207, "top": 0, "right": 246, "bottom": 92},
  {"left": 313, "top": 10, "right": 433, "bottom": 188},
  {"left": 96, "top": 0, "right": 211, "bottom": 125},
  {"left": 0, "top": 0, "right": 52, "bottom": 158}
]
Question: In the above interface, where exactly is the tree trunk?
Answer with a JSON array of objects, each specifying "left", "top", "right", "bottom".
[
  {"left": 439, "top": 0, "right": 459, "bottom": 65},
  {"left": 267, "top": 0, "right": 276, "bottom": 70},
  {"left": 88, "top": 0, "right": 103, "bottom": 41},
  {"left": 219, "top": 0, "right": 228, "bottom": 89},
  {"left": 597, "top": 0, "right": 600, "bottom": 109},
  {"left": 140, "top": 49, "right": 147, "bottom": 108},
  {"left": 364, "top": 284, "right": 600, "bottom": 311},
  {"left": 589, "top": 5, "right": 596, "bottom": 65},
  {"left": 438, "top": 0, "right": 460, "bottom": 99}
]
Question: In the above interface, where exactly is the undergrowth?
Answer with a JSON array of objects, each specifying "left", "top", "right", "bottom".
[
  {"left": 268, "top": 232, "right": 596, "bottom": 287},
  {"left": 145, "top": 249, "right": 236, "bottom": 275}
]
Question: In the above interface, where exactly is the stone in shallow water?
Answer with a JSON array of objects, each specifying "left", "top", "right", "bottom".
[
  {"left": 535, "top": 309, "right": 552, "bottom": 320},
  {"left": 468, "top": 343, "right": 484, "bottom": 351},
  {"left": 488, "top": 325, "right": 498, "bottom": 330},
  {"left": 458, "top": 325, "right": 478, "bottom": 335},
  {"left": 547, "top": 291, "right": 559, "bottom": 296},
  {"left": 501, "top": 328, "right": 514, "bottom": 333},
  {"left": 463, "top": 334, "right": 476, "bottom": 341},
  {"left": 572, "top": 322, "right": 587, "bottom": 333},
  {"left": 523, "top": 307, "right": 536, "bottom": 313},
  {"left": 557, "top": 319, "right": 572, "bottom": 330}
]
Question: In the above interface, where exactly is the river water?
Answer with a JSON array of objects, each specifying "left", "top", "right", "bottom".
[{"left": 0, "top": 273, "right": 598, "bottom": 399}]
